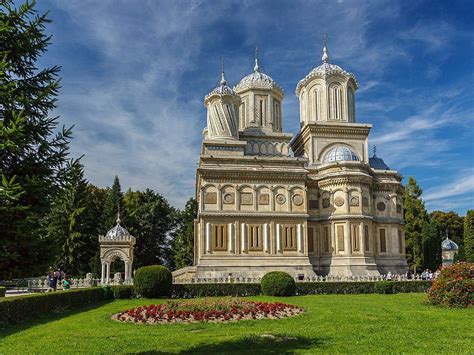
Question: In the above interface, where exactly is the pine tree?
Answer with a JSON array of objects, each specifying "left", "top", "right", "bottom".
[
  {"left": 422, "top": 219, "right": 441, "bottom": 271},
  {"left": 403, "top": 177, "right": 429, "bottom": 272},
  {"left": 46, "top": 160, "right": 102, "bottom": 276},
  {"left": 171, "top": 198, "right": 197, "bottom": 270},
  {"left": 464, "top": 210, "right": 474, "bottom": 263},
  {"left": 102, "top": 175, "right": 123, "bottom": 232},
  {"left": 0, "top": 1, "right": 72, "bottom": 278}
]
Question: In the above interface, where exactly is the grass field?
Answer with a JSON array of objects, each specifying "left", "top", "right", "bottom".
[{"left": 1, "top": 293, "right": 472, "bottom": 353}]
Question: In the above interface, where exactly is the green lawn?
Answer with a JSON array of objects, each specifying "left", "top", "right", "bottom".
[{"left": 1, "top": 293, "right": 472, "bottom": 353}]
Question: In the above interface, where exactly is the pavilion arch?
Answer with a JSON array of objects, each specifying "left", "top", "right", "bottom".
[
  {"left": 103, "top": 249, "right": 129, "bottom": 263},
  {"left": 99, "top": 217, "right": 136, "bottom": 285}
]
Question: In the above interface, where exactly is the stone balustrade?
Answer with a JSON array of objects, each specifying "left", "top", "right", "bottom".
[{"left": 173, "top": 274, "right": 428, "bottom": 284}]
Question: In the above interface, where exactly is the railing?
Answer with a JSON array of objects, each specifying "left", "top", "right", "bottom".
[{"left": 173, "top": 274, "right": 431, "bottom": 284}]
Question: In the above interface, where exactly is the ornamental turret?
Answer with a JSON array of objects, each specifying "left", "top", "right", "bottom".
[
  {"left": 296, "top": 37, "right": 358, "bottom": 125},
  {"left": 203, "top": 62, "right": 241, "bottom": 140},
  {"left": 234, "top": 48, "right": 284, "bottom": 133}
]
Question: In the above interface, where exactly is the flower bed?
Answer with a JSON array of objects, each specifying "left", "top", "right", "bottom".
[{"left": 112, "top": 298, "right": 303, "bottom": 324}]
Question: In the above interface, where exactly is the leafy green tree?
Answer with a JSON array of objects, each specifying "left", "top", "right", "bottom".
[
  {"left": 171, "top": 198, "right": 197, "bottom": 270},
  {"left": 464, "top": 210, "right": 474, "bottom": 262},
  {"left": 403, "top": 177, "right": 429, "bottom": 272},
  {"left": 102, "top": 175, "right": 123, "bottom": 232},
  {"left": 0, "top": 1, "right": 72, "bottom": 278},
  {"left": 46, "top": 160, "right": 103, "bottom": 276},
  {"left": 422, "top": 219, "right": 441, "bottom": 271},
  {"left": 123, "top": 189, "right": 177, "bottom": 269}
]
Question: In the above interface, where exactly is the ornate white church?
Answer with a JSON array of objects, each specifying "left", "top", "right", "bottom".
[{"left": 183, "top": 43, "right": 408, "bottom": 279}]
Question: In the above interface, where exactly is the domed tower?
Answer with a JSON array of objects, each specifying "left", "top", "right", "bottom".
[
  {"left": 291, "top": 40, "right": 370, "bottom": 166},
  {"left": 203, "top": 62, "right": 241, "bottom": 141},
  {"left": 296, "top": 38, "right": 358, "bottom": 125},
  {"left": 291, "top": 38, "right": 407, "bottom": 277},
  {"left": 234, "top": 48, "right": 284, "bottom": 133}
]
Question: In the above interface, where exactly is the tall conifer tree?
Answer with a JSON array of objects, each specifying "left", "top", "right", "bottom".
[
  {"left": 403, "top": 177, "right": 429, "bottom": 272},
  {"left": 464, "top": 210, "right": 474, "bottom": 262},
  {"left": 102, "top": 175, "right": 123, "bottom": 231},
  {"left": 422, "top": 220, "right": 441, "bottom": 271},
  {"left": 46, "top": 160, "right": 101, "bottom": 275},
  {"left": 0, "top": 1, "right": 72, "bottom": 278}
]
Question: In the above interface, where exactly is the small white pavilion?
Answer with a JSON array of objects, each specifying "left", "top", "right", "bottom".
[{"left": 99, "top": 213, "right": 136, "bottom": 284}]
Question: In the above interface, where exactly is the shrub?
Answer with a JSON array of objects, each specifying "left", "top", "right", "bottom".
[
  {"left": 110, "top": 285, "right": 134, "bottom": 299},
  {"left": 428, "top": 262, "right": 474, "bottom": 308},
  {"left": 172, "top": 283, "right": 261, "bottom": 298},
  {"left": 0, "top": 288, "right": 111, "bottom": 326},
  {"left": 0, "top": 287, "right": 5, "bottom": 297},
  {"left": 134, "top": 265, "right": 172, "bottom": 298},
  {"left": 261, "top": 272, "right": 296, "bottom": 296},
  {"left": 374, "top": 281, "right": 394, "bottom": 294}
]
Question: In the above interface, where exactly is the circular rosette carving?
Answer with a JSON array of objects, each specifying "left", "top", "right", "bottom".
[
  {"left": 223, "top": 193, "right": 234, "bottom": 204},
  {"left": 276, "top": 194, "right": 286, "bottom": 205},
  {"left": 334, "top": 196, "right": 345, "bottom": 207},
  {"left": 377, "top": 202, "right": 386, "bottom": 211},
  {"left": 292, "top": 194, "right": 304, "bottom": 206}
]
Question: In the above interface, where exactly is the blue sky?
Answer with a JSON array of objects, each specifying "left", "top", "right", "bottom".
[{"left": 36, "top": 0, "right": 473, "bottom": 214}]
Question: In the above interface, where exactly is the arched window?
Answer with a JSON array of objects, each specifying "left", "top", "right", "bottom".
[
  {"left": 273, "top": 100, "right": 280, "bottom": 131},
  {"left": 313, "top": 89, "right": 319, "bottom": 121},
  {"left": 348, "top": 87, "right": 355, "bottom": 122},
  {"left": 330, "top": 84, "right": 342, "bottom": 120}
]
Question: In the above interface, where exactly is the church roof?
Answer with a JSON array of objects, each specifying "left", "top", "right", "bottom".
[
  {"left": 369, "top": 156, "right": 390, "bottom": 170},
  {"left": 296, "top": 42, "right": 358, "bottom": 95},
  {"left": 204, "top": 62, "right": 238, "bottom": 102},
  {"left": 234, "top": 48, "right": 283, "bottom": 95}
]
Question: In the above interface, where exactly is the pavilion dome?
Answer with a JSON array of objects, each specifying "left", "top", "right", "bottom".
[
  {"left": 105, "top": 216, "right": 131, "bottom": 240},
  {"left": 441, "top": 237, "right": 459, "bottom": 251},
  {"left": 323, "top": 145, "right": 359, "bottom": 163}
]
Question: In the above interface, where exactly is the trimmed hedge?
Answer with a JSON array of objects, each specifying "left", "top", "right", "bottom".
[
  {"left": 134, "top": 265, "right": 172, "bottom": 298},
  {"left": 261, "top": 272, "right": 296, "bottom": 296},
  {"left": 172, "top": 283, "right": 261, "bottom": 299},
  {"left": 110, "top": 285, "right": 135, "bottom": 299},
  {"left": 170, "top": 281, "right": 431, "bottom": 298},
  {"left": 0, "top": 288, "right": 111, "bottom": 326},
  {"left": 295, "top": 281, "right": 431, "bottom": 295},
  {"left": 0, "top": 287, "right": 5, "bottom": 297}
]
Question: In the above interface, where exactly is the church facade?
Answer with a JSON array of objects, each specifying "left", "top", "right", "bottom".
[{"left": 188, "top": 44, "right": 408, "bottom": 279}]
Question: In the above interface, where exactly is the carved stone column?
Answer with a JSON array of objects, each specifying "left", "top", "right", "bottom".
[
  {"left": 297, "top": 224, "right": 304, "bottom": 254},
  {"left": 205, "top": 222, "right": 211, "bottom": 253},
  {"left": 263, "top": 223, "right": 270, "bottom": 253},
  {"left": 241, "top": 223, "right": 247, "bottom": 253},
  {"left": 276, "top": 223, "right": 282, "bottom": 253},
  {"left": 101, "top": 261, "right": 106, "bottom": 284},
  {"left": 105, "top": 262, "right": 111, "bottom": 284},
  {"left": 228, "top": 223, "right": 234, "bottom": 253}
]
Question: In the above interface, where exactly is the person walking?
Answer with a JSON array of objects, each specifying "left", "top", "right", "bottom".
[{"left": 47, "top": 269, "right": 57, "bottom": 292}]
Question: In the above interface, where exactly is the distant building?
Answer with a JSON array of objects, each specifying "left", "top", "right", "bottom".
[{"left": 181, "top": 43, "right": 408, "bottom": 279}]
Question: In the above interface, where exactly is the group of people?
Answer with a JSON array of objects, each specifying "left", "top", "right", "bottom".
[
  {"left": 383, "top": 269, "right": 439, "bottom": 281},
  {"left": 421, "top": 269, "right": 440, "bottom": 280},
  {"left": 46, "top": 268, "right": 71, "bottom": 291}
]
